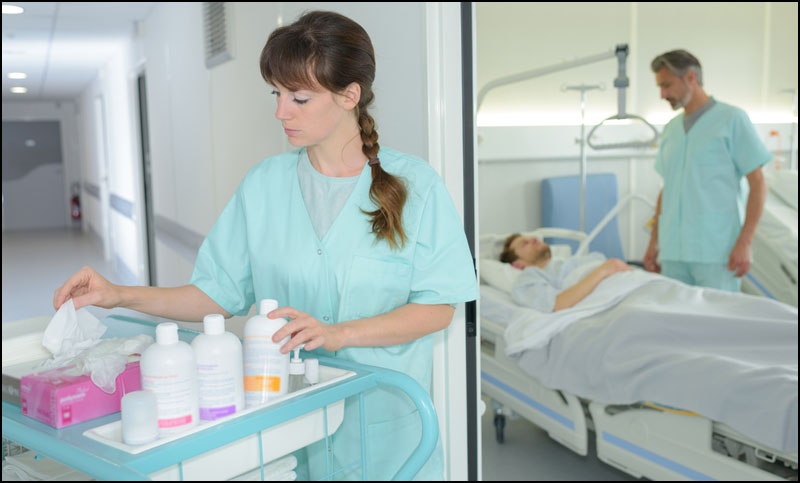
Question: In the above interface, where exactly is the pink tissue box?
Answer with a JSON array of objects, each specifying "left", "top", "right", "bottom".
[{"left": 20, "top": 361, "right": 141, "bottom": 428}]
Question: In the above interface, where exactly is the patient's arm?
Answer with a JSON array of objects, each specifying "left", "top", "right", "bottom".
[{"left": 554, "top": 259, "right": 631, "bottom": 311}]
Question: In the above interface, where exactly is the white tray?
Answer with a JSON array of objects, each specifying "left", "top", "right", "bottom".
[{"left": 83, "top": 365, "right": 354, "bottom": 480}]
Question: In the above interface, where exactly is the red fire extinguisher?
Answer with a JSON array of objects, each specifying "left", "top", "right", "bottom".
[{"left": 71, "top": 183, "right": 81, "bottom": 220}]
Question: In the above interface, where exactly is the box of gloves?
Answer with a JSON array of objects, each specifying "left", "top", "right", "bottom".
[
  {"left": 13, "top": 300, "right": 153, "bottom": 428},
  {"left": 20, "top": 360, "right": 142, "bottom": 429}
]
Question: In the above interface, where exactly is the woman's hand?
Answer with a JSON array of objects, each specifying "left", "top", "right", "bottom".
[
  {"left": 53, "top": 266, "right": 122, "bottom": 311},
  {"left": 269, "top": 306, "right": 346, "bottom": 354}
]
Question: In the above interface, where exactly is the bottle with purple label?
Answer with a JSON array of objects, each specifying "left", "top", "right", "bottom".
[{"left": 191, "top": 314, "right": 245, "bottom": 421}]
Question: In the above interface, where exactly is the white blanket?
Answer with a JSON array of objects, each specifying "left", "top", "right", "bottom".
[
  {"left": 503, "top": 270, "right": 799, "bottom": 453},
  {"left": 505, "top": 268, "right": 663, "bottom": 354}
]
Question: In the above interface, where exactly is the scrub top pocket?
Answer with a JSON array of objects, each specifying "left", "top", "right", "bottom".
[{"left": 340, "top": 255, "right": 412, "bottom": 320}]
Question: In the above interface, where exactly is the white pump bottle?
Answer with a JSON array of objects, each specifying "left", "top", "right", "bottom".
[
  {"left": 192, "top": 314, "right": 245, "bottom": 421},
  {"left": 243, "top": 299, "right": 290, "bottom": 408},
  {"left": 140, "top": 322, "right": 199, "bottom": 437}
]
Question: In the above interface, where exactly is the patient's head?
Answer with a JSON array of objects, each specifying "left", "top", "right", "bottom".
[{"left": 500, "top": 234, "right": 552, "bottom": 269}]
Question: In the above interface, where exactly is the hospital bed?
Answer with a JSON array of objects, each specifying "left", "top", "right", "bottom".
[
  {"left": 479, "top": 210, "right": 799, "bottom": 479},
  {"left": 742, "top": 169, "right": 798, "bottom": 307}
]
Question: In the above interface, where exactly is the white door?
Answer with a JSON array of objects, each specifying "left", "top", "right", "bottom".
[
  {"left": 93, "top": 96, "right": 112, "bottom": 261},
  {"left": 1, "top": 121, "right": 68, "bottom": 231},
  {"left": 426, "top": 3, "right": 481, "bottom": 480}
]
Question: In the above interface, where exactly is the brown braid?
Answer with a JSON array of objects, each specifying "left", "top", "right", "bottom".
[{"left": 356, "top": 99, "right": 408, "bottom": 250}]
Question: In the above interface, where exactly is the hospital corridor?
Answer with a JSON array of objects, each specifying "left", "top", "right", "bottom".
[{"left": 2, "top": 2, "right": 798, "bottom": 481}]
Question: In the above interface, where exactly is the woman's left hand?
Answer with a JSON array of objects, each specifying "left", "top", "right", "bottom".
[{"left": 269, "top": 306, "right": 346, "bottom": 353}]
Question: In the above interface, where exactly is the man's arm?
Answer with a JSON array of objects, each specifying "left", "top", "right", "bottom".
[
  {"left": 728, "top": 167, "right": 767, "bottom": 277},
  {"left": 553, "top": 259, "right": 631, "bottom": 311},
  {"left": 643, "top": 189, "right": 663, "bottom": 273}
]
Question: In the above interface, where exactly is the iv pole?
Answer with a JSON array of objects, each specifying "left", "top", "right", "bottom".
[
  {"left": 477, "top": 44, "right": 659, "bottom": 234},
  {"left": 564, "top": 84, "right": 603, "bottom": 232}
]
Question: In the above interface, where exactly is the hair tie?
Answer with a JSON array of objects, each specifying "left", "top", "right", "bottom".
[{"left": 368, "top": 158, "right": 380, "bottom": 167}]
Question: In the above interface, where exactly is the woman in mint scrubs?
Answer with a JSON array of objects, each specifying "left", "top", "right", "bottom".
[{"left": 54, "top": 10, "right": 478, "bottom": 480}]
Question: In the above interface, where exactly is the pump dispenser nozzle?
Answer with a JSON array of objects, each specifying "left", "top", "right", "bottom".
[
  {"left": 288, "top": 345, "right": 307, "bottom": 393},
  {"left": 289, "top": 345, "right": 305, "bottom": 375}
]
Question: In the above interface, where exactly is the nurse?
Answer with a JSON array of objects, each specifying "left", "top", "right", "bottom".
[
  {"left": 53, "top": 10, "right": 477, "bottom": 480},
  {"left": 643, "top": 49, "right": 771, "bottom": 291}
]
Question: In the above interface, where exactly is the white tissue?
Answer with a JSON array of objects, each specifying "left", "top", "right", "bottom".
[
  {"left": 41, "top": 299, "right": 107, "bottom": 367},
  {"left": 39, "top": 300, "right": 154, "bottom": 393}
]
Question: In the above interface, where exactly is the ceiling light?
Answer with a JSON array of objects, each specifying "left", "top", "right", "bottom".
[
  {"left": 10, "top": 87, "right": 28, "bottom": 94},
  {"left": 8, "top": 72, "right": 27, "bottom": 80},
  {"left": 2, "top": 5, "right": 25, "bottom": 14}
]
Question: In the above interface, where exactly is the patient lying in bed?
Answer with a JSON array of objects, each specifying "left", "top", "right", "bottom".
[
  {"left": 500, "top": 233, "right": 632, "bottom": 312},
  {"left": 493, "top": 233, "right": 799, "bottom": 453}
]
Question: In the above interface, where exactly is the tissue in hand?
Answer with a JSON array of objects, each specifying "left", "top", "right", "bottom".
[
  {"left": 41, "top": 299, "right": 107, "bottom": 363},
  {"left": 39, "top": 299, "right": 153, "bottom": 393}
]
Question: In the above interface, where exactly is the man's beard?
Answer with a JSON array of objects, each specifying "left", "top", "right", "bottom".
[
  {"left": 668, "top": 85, "right": 693, "bottom": 110},
  {"left": 531, "top": 246, "right": 552, "bottom": 266}
]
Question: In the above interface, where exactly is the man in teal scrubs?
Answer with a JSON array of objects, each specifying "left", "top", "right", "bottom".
[{"left": 643, "top": 50, "right": 771, "bottom": 291}]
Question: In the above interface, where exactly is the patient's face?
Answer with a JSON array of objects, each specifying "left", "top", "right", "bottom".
[{"left": 511, "top": 236, "right": 550, "bottom": 266}]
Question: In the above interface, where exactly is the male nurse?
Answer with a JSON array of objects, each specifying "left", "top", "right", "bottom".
[{"left": 643, "top": 50, "right": 771, "bottom": 291}]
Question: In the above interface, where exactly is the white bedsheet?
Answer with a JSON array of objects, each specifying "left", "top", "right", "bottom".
[
  {"left": 505, "top": 268, "right": 663, "bottom": 353},
  {"left": 487, "top": 272, "right": 799, "bottom": 453}
]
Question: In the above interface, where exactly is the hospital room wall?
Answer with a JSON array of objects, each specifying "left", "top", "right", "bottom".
[{"left": 476, "top": 2, "right": 798, "bottom": 261}]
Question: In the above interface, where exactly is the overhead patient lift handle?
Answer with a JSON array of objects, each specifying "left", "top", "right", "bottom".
[
  {"left": 586, "top": 45, "right": 660, "bottom": 150},
  {"left": 477, "top": 48, "right": 617, "bottom": 111}
]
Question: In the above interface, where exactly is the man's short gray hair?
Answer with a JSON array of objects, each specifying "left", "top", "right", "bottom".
[{"left": 651, "top": 50, "right": 703, "bottom": 86}]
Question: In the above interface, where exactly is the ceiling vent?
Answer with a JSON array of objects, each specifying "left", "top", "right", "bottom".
[{"left": 203, "top": 2, "right": 233, "bottom": 69}]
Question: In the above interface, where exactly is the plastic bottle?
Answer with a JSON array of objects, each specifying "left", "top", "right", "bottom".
[
  {"left": 304, "top": 358, "right": 319, "bottom": 386},
  {"left": 191, "top": 314, "right": 245, "bottom": 421},
  {"left": 120, "top": 390, "right": 158, "bottom": 445},
  {"left": 140, "top": 322, "right": 199, "bottom": 438},
  {"left": 288, "top": 346, "right": 306, "bottom": 393},
  {"left": 243, "top": 299, "right": 290, "bottom": 408}
]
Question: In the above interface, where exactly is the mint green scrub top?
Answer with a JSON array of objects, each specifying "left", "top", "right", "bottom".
[
  {"left": 190, "top": 146, "right": 479, "bottom": 480},
  {"left": 654, "top": 100, "right": 771, "bottom": 263}
]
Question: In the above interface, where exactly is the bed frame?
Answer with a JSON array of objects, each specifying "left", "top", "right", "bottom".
[{"left": 480, "top": 317, "right": 799, "bottom": 480}]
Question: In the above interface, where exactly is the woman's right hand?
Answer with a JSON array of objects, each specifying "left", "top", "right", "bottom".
[{"left": 53, "top": 266, "right": 122, "bottom": 311}]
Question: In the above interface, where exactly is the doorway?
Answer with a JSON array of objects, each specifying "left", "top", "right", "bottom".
[
  {"left": 136, "top": 72, "right": 157, "bottom": 286},
  {"left": 1, "top": 121, "right": 67, "bottom": 231}
]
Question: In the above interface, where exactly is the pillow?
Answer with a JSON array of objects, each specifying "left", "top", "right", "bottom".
[
  {"left": 479, "top": 258, "right": 523, "bottom": 293},
  {"left": 549, "top": 244, "right": 572, "bottom": 260}
]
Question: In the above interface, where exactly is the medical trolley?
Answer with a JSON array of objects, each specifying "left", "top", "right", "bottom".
[{"left": 2, "top": 315, "right": 439, "bottom": 480}]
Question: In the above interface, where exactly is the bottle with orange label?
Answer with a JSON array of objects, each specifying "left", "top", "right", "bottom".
[{"left": 243, "top": 299, "right": 290, "bottom": 408}]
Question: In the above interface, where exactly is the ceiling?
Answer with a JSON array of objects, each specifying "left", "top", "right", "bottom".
[{"left": 2, "top": 2, "right": 156, "bottom": 101}]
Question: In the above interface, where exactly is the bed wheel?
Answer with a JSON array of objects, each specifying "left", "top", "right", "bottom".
[{"left": 494, "top": 414, "right": 506, "bottom": 444}]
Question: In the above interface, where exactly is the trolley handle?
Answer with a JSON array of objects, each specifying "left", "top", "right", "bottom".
[
  {"left": 319, "top": 356, "right": 440, "bottom": 481},
  {"left": 376, "top": 369, "right": 440, "bottom": 481}
]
